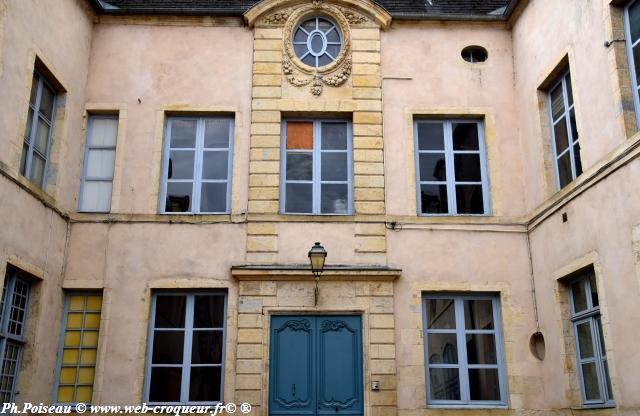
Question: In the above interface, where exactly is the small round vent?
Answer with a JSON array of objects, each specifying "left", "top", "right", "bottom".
[{"left": 461, "top": 46, "right": 488, "bottom": 63}]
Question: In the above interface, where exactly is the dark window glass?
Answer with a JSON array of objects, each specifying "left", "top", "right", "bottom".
[
  {"left": 170, "top": 120, "right": 197, "bottom": 148},
  {"left": 189, "top": 367, "right": 222, "bottom": 402},
  {"left": 321, "top": 153, "right": 348, "bottom": 181},
  {"left": 154, "top": 296, "right": 186, "bottom": 328},
  {"left": 429, "top": 368, "right": 461, "bottom": 400},
  {"left": 629, "top": 0, "right": 640, "bottom": 43},
  {"left": 420, "top": 184, "right": 448, "bottom": 214},
  {"left": 468, "top": 369, "right": 500, "bottom": 400},
  {"left": 287, "top": 153, "right": 313, "bottom": 181},
  {"left": 152, "top": 331, "right": 184, "bottom": 364},
  {"left": 455, "top": 185, "right": 484, "bottom": 214},
  {"left": 428, "top": 334, "right": 458, "bottom": 364},
  {"left": 200, "top": 183, "right": 227, "bottom": 213},
  {"left": 194, "top": 295, "right": 225, "bottom": 328},
  {"left": 454, "top": 154, "right": 481, "bottom": 182},
  {"left": 285, "top": 183, "right": 313, "bottom": 213},
  {"left": 201, "top": 152, "right": 228, "bottom": 180},
  {"left": 165, "top": 182, "right": 192, "bottom": 213},
  {"left": 321, "top": 184, "right": 348, "bottom": 214},
  {"left": 426, "top": 299, "right": 456, "bottom": 329},
  {"left": 452, "top": 123, "right": 479, "bottom": 150},
  {"left": 149, "top": 367, "right": 182, "bottom": 402},
  {"left": 419, "top": 154, "right": 446, "bottom": 181},
  {"left": 466, "top": 334, "right": 497, "bottom": 364},
  {"left": 464, "top": 300, "right": 494, "bottom": 330},
  {"left": 417, "top": 123, "right": 445, "bottom": 151},
  {"left": 191, "top": 331, "right": 223, "bottom": 364}
]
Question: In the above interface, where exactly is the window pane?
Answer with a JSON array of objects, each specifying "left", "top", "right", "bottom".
[
  {"left": 165, "top": 182, "right": 192, "bottom": 212},
  {"left": 464, "top": 300, "right": 494, "bottom": 330},
  {"left": 603, "top": 360, "right": 614, "bottom": 400},
  {"left": 24, "top": 108, "right": 34, "bottom": 141},
  {"left": 589, "top": 273, "right": 599, "bottom": 308},
  {"left": 576, "top": 321, "right": 594, "bottom": 359},
  {"left": 454, "top": 154, "right": 481, "bottom": 182},
  {"left": 550, "top": 84, "right": 565, "bottom": 120},
  {"left": 321, "top": 153, "right": 348, "bottom": 181},
  {"left": 419, "top": 153, "right": 446, "bottom": 181},
  {"left": 0, "top": 342, "right": 20, "bottom": 404},
  {"left": 425, "top": 299, "right": 455, "bottom": 329},
  {"left": 89, "top": 118, "right": 118, "bottom": 147},
  {"left": 452, "top": 123, "right": 479, "bottom": 150},
  {"left": 294, "top": 28, "right": 307, "bottom": 42},
  {"left": 168, "top": 150, "right": 195, "bottom": 180},
  {"left": 566, "top": 74, "right": 574, "bottom": 106},
  {"left": 194, "top": 295, "right": 225, "bottom": 328},
  {"left": 596, "top": 317, "right": 606, "bottom": 355},
  {"left": 569, "top": 110, "right": 578, "bottom": 144},
  {"left": 571, "top": 279, "right": 588, "bottom": 314},
  {"left": 321, "top": 122, "right": 348, "bottom": 150},
  {"left": 170, "top": 119, "right": 197, "bottom": 148},
  {"left": 149, "top": 367, "right": 182, "bottom": 402},
  {"left": 629, "top": 1, "right": 640, "bottom": 43},
  {"left": 152, "top": 331, "right": 185, "bottom": 364},
  {"left": 189, "top": 366, "right": 222, "bottom": 402},
  {"left": 191, "top": 331, "right": 223, "bottom": 364},
  {"left": 204, "top": 119, "right": 230, "bottom": 148},
  {"left": 155, "top": 296, "right": 186, "bottom": 328},
  {"left": 417, "top": 122, "right": 444, "bottom": 151},
  {"left": 34, "top": 118, "right": 50, "bottom": 154},
  {"left": 86, "top": 149, "right": 116, "bottom": 178},
  {"left": 39, "top": 84, "right": 55, "bottom": 120},
  {"left": 286, "top": 153, "right": 313, "bottom": 181},
  {"left": 468, "top": 368, "right": 501, "bottom": 401},
  {"left": 420, "top": 184, "right": 448, "bottom": 214},
  {"left": 429, "top": 368, "right": 460, "bottom": 400},
  {"left": 455, "top": 185, "right": 484, "bottom": 214},
  {"left": 30, "top": 153, "right": 46, "bottom": 185},
  {"left": 427, "top": 333, "right": 458, "bottom": 364},
  {"left": 81, "top": 181, "right": 113, "bottom": 212},
  {"left": 553, "top": 119, "right": 569, "bottom": 154},
  {"left": 286, "top": 122, "right": 313, "bottom": 150},
  {"left": 321, "top": 184, "right": 348, "bottom": 214},
  {"left": 20, "top": 143, "right": 28, "bottom": 176},
  {"left": 557, "top": 152, "right": 573, "bottom": 188},
  {"left": 200, "top": 183, "right": 227, "bottom": 213},
  {"left": 466, "top": 334, "right": 497, "bottom": 364},
  {"left": 29, "top": 75, "right": 38, "bottom": 105},
  {"left": 285, "top": 183, "right": 312, "bottom": 213},
  {"left": 581, "top": 362, "right": 602, "bottom": 401},
  {"left": 202, "top": 151, "right": 228, "bottom": 180}
]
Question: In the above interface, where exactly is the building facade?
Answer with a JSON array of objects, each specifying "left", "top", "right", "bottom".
[{"left": 0, "top": 0, "right": 640, "bottom": 414}]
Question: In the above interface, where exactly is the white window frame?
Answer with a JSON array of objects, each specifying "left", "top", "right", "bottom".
[
  {"left": 0, "top": 269, "right": 31, "bottom": 404},
  {"left": 280, "top": 119, "right": 353, "bottom": 215},
  {"left": 413, "top": 119, "right": 490, "bottom": 216},
  {"left": 422, "top": 294, "right": 507, "bottom": 408},
  {"left": 143, "top": 292, "right": 228, "bottom": 405},
  {"left": 568, "top": 273, "right": 615, "bottom": 408},
  {"left": 624, "top": 0, "right": 640, "bottom": 128},
  {"left": 159, "top": 117, "right": 234, "bottom": 214},
  {"left": 78, "top": 115, "right": 118, "bottom": 213},
  {"left": 21, "top": 70, "right": 57, "bottom": 189},
  {"left": 547, "top": 69, "right": 581, "bottom": 190}
]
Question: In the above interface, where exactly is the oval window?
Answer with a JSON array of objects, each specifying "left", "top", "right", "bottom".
[
  {"left": 292, "top": 17, "right": 343, "bottom": 68},
  {"left": 461, "top": 46, "right": 488, "bottom": 63}
]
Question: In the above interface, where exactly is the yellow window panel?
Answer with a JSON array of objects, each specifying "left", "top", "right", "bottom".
[
  {"left": 57, "top": 386, "right": 75, "bottom": 403},
  {"left": 80, "top": 349, "right": 97, "bottom": 365},
  {"left": 62, "top": 349, "right": 79, "bottom": 365},
  {"left": 64, "top": 331, "right": 81, "bottom": 347},
  {"left": 86, "top": 295, "right": 102, "bottom": 311},
  {"left": 84, "top": 313, "right": 101, "bottom": 330},
  {"left": 60, "top": 367, "right": 76, "bottom": 384},
  {"left": 82, "top": 331, "right": 99, "bottom": 347},
  {"left": 76, "top": 386, "right": 93, "bottom": 403},
  {"left": 69, "top": 296, "right": 85, "bottom": 311},
  {"left": 78, "top": 368, "right": 95, "bottom": 384},
  {"left": 66, "top": 313, "right": 83, "bottom": 329}
]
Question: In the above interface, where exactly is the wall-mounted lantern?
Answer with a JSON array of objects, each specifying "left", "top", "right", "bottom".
[{"left": 308, "top": 242, "right": 327, "bottom": 305}]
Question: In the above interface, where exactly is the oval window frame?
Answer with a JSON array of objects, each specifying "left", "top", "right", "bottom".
[
  {"left": 292, "top": 16, "right": 344, "bottom": 69},
  {"left": 461, "top": 45, "right": 488, "bottom": 63}
]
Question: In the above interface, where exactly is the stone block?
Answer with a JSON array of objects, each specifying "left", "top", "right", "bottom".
[
  {"left": 355, "top": 187, "right": 385, "bottom": 201},
  {"left": 371, "top": 314, "right": 394, "bottom": 329},
  {"left": 353, "top": 136, "right": 383, "bottom": 150},
  {"left": 248, "top": 200, "right": 280, "bottom": 213},
  {"left": 356, "top": 236, "right": 386, "bottom": 253},
  {"left": 238, "top": 297, "right": 263, "bottom": 313},
  {"left": 250, "top": 148, "right": 280, "bottom": 161},
  {"left": 353, "top": 112, "right": 382, "bottom": 124},
  {"left": 370, "top": 359, "right": 396, "bottom": 374},
  {"left": 247, "top": 223, "right": 278, "bottom": 235},
  {"left": 252, "top": 86, "right": 282, "bottom": 99},
  {"left": 250, "top": 160, "right": 280, "bottom": 174},
  {"left": 355, "top": 201, "right": 385, "bottom": 215},
  {"left": 354, "top": 149, "right": 383, "bottom": 162},
  {"left": 238, "top": 313, "right": 263, "bottom": 328},
  {"left": 253, "top": 50, "right": 282, "bottom": 62},
  {"left": 237, "top": 359, "right": 263, "bottom": 374},
  {"left": 370, "top": 329, "right": 395, "bottom": 344},
  {"left": 251, "top": 123, "right": 281, "bottom": 136},
  {"left": 251, "top": 135, "right": 281, "bottom": 148},
  {"left": 236, "top": 374, "right": 262, "bottom": 390},
  {"left": 246, "top": 236, "right": 278, "bottom": 252},
  {"left": 237, "top": 344, "right": 263, "bottom": 359},
  {"left": 355, "top": 222, "right": 386, "bottom": 236}
]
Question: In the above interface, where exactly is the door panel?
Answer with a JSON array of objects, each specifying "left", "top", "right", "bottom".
[
  {"left": 269, "top": 317, "right": 316, "bottom": 415},
  {"left": 269, "top": 315, "right": 363, "bottom": 416},
  {"left": 317, "top": 316, "right": 363, "bottom": 415}
]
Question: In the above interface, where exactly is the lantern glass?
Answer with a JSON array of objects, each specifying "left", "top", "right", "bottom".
[{"left": 308, "top": 242, "right": 327, "bottom": 274}]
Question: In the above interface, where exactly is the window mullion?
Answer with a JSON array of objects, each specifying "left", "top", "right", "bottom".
[
  {"left": 25, "top": 78, "right": 44, "bottom": 180},
  {"left": 1, "top": 277, "right": 16, "bottom": 335},
  {"left": 561, "top": 77, "right": 577, "bottom": 181},
  {"left": 589, "top": 316, "right": 607, "bottom": 403},
  {"left": 444, "top": 122, "right": 457, "bottom": 214},
  {"left": 144, "top": 296, "right": 158, "bottom": 401},
  {"left": 181, "top": 295, "right": 195, "bottom": 403},
  {"left": 160, "top": 119, "right": 172, "bottom": 214},
  {"left": 193, "top": 119, "right": 204, "bottom": 214},
  {"left": 454, "top": 298, "right": 470, "bottom": 403}
]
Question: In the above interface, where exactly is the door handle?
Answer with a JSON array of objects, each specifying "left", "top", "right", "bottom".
[{"left": 292, "top": 383, "right": 296, "bottom": 397}]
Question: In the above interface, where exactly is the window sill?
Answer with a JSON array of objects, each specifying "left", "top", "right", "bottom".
[
  {"left": 426, "top": 404, "right": 508, "bottom": 410},
  {"left": 575, "top": 401, "right": 616, "bottom": 410}
]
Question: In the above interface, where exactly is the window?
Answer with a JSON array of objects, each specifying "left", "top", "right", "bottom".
[
  {"left": 293, "top": 17, "right": 343, "bottom": 68},
  {"left": 414, "top": 120, "right": 489, "bottom": 215},
  {"left": 144, "top": 293, "right": 227, "bottom": 404},
  {"left": 422, "top": 294, "right": 507, "bottom": 407},
  {"left": 548, "top": 70, "right": 582, "bottom": 189},
  {"left": 625, "top": 0, "right": 640, "bottom": 127},
  {"left": 20, "top": 70, "right": 57, "bottom": 188},
  {"left": 568, "top": 269, "right": 614, "bottom": 407},
  {"left": 78, "top": 116, "right": 118, "bottom": 213},
  {"left": 161, "top": 117, "right": 234, "bottom": 214},
  {"left": 0, "top": 268, "right": 31, "bottom": 403},
  {"left": 54, "top": 293, "right": 103, "bottom": 404},
  {"left": 281, "top": 120, "right": 352, "bottom": 215},
  {"left": 461, "top": 46, "right": 488, "bottom": 63}
]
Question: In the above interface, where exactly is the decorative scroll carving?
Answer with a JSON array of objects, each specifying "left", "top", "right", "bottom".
[
  {"left": 263, "top": 10, "right": 290, "bottom": 25},
  {"left": 321, "top": 320, "right": 348, "bottom": 332},
  {"left": 281, "top": 2, "right": 353, "bottom": 96},
  {"left": 339, "top": 7, "right": 368, "bottom": 25},
  {"left": 282, "top": 319, "right": 311, "bottom": 331}
]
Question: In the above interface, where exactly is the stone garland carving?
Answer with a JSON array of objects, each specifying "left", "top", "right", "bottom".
[
  {"left": 263, "top": 11, "right": 290, "bottom": 25},
  {"left": 338, "top": 7, "right": 368, "bottom": 25},
  {"left": 320, "top": 320, "right": 348, "bottom": 332},
  {"left": 282, "top": 319, "right": 311, "bottom": 331},
  {"left": 280, "top": 2, "right": 355, "bottom": 96}
]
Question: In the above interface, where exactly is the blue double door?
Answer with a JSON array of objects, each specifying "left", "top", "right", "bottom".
[{"left": 268, "top": 315, "right": 364, "bottom": 416}]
